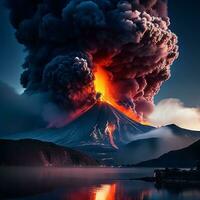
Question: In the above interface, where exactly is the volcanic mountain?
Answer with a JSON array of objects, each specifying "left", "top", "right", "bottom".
[
  {"left": 1, "top": 103, "right": 153, "bottom": 162},
  {"left": 4, "top": 102, "right": 153, "bottom": 143},
  {"left": 1, "top": 102, "right": 200, "bottom": 165}
]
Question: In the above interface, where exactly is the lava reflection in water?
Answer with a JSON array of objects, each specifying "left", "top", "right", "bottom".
[{"left": 95, "top": 184, "right": 116, "bottom": 200}]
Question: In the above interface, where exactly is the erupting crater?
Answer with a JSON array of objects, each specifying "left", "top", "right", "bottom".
[{"left": 94, "top": 65, "right": 148, "bottom": 125}]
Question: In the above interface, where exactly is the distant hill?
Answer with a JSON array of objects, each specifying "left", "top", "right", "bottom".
[
  {"left": 112, "top": 125, "right": 200, "bottom": 165},
  {"left": 0, "top": 139, "right": 98, "bottom": 167},
  {"left": 136, "top": 139, "right": 200, "bottom": 168}
]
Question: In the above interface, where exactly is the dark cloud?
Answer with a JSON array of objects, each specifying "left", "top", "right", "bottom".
[
  {"left": 0, "top": 80, "right": 79, "bottom": 133},
  {"left": 43, "top": 53, "right": 95, "bottom": 110},
  {"left": 4, "top": 0, "right": 178, "bottom": 118},
  {"left": 0, "top": 81, "right": 46, "bottom": 135}
]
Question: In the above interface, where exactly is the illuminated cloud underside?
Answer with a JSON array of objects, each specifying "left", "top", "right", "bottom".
[{"left": 149, "top": 98, "right": 200, "bottom": 131}]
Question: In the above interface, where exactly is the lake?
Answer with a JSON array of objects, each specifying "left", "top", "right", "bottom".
[{"left": 1, "top": 167, "right": 200, "bottom": 200}]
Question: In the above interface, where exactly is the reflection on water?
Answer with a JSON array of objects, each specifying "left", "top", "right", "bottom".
[
  {"left": 1, "top": 167, "right": 200, "bottom": 200},
  {"left": 62, "top": 182, "right": 200, "bottom": 200},
  {"left": 65, "top": 184, "right": 117, "bottom": 200},
  {"left": 94, "top": 184, "right": 116, "bottom": 200},
  {"left": 92, "top": 183, "right": 152, "bottom": 200}
]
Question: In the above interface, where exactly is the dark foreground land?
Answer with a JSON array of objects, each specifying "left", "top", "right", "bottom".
[
  {"left": 137, "top": 167, "right": 200, "bottom": 189},
  {"left": 0, "top": 139, "right": 98, "bottom": 167}
]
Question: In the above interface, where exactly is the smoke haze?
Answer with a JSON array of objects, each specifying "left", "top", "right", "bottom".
[
  {"left": 149, "top": 98, "right": 200, "bottom": 131},
  {"left": 0, "top": 81, "right": 46, "bottom": 134}
]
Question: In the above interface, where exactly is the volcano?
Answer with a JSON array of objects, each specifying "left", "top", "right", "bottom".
[
  {"left": 2, "top": 102, "right": 200, "bottom": 165},
  {"left": 4, "top": 102, "right": 154, "bottom": 145},
  {"left": 2, "top": 102, "right": 153, "bottom": 163}
]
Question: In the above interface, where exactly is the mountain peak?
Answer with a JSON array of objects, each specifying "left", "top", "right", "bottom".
[
  {"left": 1, "top": 102, "right": 154, "bottom": 164},
  {"left": 3, "top": 102, "right": 153, "bottom": 147}
]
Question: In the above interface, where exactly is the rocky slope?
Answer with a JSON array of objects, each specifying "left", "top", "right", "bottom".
[{"left": 0, "top": 139, "right": 98, "bottom": 167}]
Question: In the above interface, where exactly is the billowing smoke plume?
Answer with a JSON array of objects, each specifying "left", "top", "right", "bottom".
[
  {"left": 149, "top": 99, "right": 200, "bottom": 131},
  {"left": 5, "top": 0, "right": 178, "bottom": 117}
]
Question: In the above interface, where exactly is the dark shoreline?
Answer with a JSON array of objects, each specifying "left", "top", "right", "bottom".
[{"left": 136, "top": 167, "right": 200, "bottom": 189}]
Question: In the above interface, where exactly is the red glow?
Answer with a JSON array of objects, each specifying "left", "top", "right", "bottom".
[
  {"left": 104, "top": 122, "right": 118, "bottom": 149},
  {"left": 95, "top": 184, "right": 116, "bottom": 200},
  {"left": 94, "top": 64, "right": 148, "bottom": 125},
  {"left": 64, "top": 184, "right": 116, "bottom": 200}
]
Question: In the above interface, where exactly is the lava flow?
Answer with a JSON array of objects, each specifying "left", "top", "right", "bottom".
[
  {"left": 94, "top": 66, "right": 147, "bottom": 125},
  {"left": 104, "top": 121, "right": 118, "bottom": 149}
]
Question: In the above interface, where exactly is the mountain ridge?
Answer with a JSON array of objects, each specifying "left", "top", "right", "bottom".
[
  {"left": 0, "top": 139, "right": 98, "bottom": 167},
  {"left": 135, "top": 139, "right": 200, "bottom": 168}
]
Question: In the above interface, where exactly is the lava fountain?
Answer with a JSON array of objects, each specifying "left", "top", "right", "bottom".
[{"left": 94, "top": 65, "right": 148, "bottom": 125}]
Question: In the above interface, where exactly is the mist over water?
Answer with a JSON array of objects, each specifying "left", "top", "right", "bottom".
[{"left": 1, "top": 167, "right": 200, "bottom": 200}]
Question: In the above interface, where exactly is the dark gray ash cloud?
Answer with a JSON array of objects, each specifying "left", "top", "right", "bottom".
[{"left": 5, "top": 0, "right": 178, "bottom": 118}]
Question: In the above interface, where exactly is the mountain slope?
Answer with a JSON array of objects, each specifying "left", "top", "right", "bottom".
[
  {"left": 1, "top": 102, "right": 154, "bottom": 164},
  {"left": 136, "top": 139, "right": 200, "bottom": 168},
  {"left": 0, "top": 139, "right": 98, "bottom": 166},
  {"left": 1, "top": 103, "right": 200, "bottom": 165},
  {"left": 2, "top": 102, "right": 153, "bottom": 147}
]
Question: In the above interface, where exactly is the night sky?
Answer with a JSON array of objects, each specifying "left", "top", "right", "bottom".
[{"left": 0, "top": 0, "right": 200, "bottom": 106}]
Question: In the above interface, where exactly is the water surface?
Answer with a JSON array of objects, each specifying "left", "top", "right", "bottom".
[{"left": 1, "top": 167, "right": 200, "bottom": 200}]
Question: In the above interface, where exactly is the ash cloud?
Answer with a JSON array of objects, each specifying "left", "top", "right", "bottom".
[
  {"left": 149, "top": 98, "right": 200, "bottom": 131},
  {"left": 5, "top": 0, "right": 178, "bottom": 117}
]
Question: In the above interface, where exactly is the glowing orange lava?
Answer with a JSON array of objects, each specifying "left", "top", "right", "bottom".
[
  {"left": 105, "top": 122, "right": 118, "bottom": 149},
  {"left": 94, "top": 65, "right": 148, "bottom": 125},
  {"left": 94, "top": 66, "right": 108, "bottom": 102}
]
